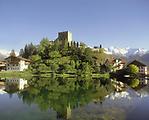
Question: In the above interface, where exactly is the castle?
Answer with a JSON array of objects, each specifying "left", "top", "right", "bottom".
[{"left": 56, "top": 31, "right": 73, "bottom": 46}]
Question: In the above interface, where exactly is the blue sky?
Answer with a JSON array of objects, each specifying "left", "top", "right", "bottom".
[{"left": 0, "top": 0, "right": 149, "bottom": 51}]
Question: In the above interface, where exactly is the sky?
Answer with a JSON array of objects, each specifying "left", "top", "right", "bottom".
[{"left": 0, "top": 0, "right": 149, "bottom": 51}]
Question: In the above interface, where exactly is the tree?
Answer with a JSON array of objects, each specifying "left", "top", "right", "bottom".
[
  {"left": 19, "top": 43, "right": 37, "bottom": 59},
  {"left": 128, "top": 64, "right": 139, "bottom": 74},
  {"left": 129, "top": 79, "right": 140, "bottom": 88},
  {"left": 81, "top": 62, "right": 92, "bottom": 75},
  {"left": 19, "top": 48, "right": 24, "bottom": 57},
  {"left": 49, "top": 51, "right": 61, "bottom": 59},
  {"left": 38, "top": 38, "right": 51, "bottom": 59}
]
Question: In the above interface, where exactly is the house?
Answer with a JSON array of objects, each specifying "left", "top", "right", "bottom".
[
  {"left": 105, "top": 58, "right": 126, "bottom": 71},
  {"left": 91, "top": 45, "right": 102, "bottom": 51},
  {"left": 0, "top": 61, "right": 6, "bottom": 71},
  {"left": 5, "top": 50, "right": 30, "bottom": 71},
  {"left": 127, "top": 60, "right": 147, "bottom": 75},
  {"left": 113, "top": 58, "right": 126, "bottom": 70}
]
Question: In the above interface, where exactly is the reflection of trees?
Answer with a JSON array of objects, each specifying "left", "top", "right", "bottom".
[
  {"left": 18, "top": 77, "right": 113, "bottom": 119},
  {"left": 5, "top": 83, "right": 19, "bottom": 98}
]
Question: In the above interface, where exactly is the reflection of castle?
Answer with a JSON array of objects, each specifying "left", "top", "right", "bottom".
[
  {"left": 5, "top": 78, "right": 27, "bottom": 90},
  {"left": 56, "top": 104, "right": 72, "bottom": 120}
]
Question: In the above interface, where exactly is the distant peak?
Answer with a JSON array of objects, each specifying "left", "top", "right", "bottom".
[{"left": 104, "top": 47, "right": 148, "bottom": 57}]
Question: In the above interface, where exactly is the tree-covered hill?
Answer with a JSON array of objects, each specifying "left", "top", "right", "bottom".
[{"left": 19, "top": 38, "right": 111, "bottom": 75}]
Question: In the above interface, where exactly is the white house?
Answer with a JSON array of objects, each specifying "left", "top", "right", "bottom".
[
  {"left": 112, "top": 58, "right": 126, "bottom": 70},
  {"left": 105, "top": 58, "right": 126, "bottom": 71},
  {"left": 5, "top": 50, "right": 30, "bottom": 71},
  {"left": 0, "top": 61, "right": 6, "bottom": 71}
]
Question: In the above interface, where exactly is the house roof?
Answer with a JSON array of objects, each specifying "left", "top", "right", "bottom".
[
  {"left": 5, "top": 56, "right": 31, "bottom": 64},
  {"left": 105, "top": 58, "right": 126, "bottom": 65},
  {"left": 127, "top": 60, "right": 147, "bottom": 67}
]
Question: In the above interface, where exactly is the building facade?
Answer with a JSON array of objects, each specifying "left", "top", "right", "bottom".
[
  {"left": 57, "top": 31, "right": 72, "bottom": 46},
  {"left": 105, "top": 58, "right": 126, "bottom": 71},
  {"left": 0, "top": 61, "right": 6, "bottom": 71},
  {"left": 127, "top": 60, "right": 148, "bottom": 75},
  {"left": 5, "top": 51, "right": 30, "bottom": 71},
  {"left": 112, "top": 58, "right": 126, "bottom": 70}
]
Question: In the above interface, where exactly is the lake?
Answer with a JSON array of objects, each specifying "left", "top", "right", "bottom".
[{"left": 0, "top": 77, "right": 149, "bottom": 120}]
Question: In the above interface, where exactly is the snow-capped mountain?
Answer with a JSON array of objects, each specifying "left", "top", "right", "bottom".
[
  {"left": 0, "top": 49, "right": 10, "bottom": 60},
  {"left": 104, "top": 47, "right": 148, "bottom": 57}
]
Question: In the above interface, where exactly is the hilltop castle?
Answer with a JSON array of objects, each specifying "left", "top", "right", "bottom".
[{"left": 54, "top": 31, "right": 73, "bottom": 47}]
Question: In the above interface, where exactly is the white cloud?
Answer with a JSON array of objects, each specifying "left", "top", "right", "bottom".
[{"left": 0, "top": 49, "right": 19, "bottom": 57}]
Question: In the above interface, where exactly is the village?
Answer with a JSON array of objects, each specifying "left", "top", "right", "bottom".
[
  {"left": 0, "top": 31, "right": 148, "bottom": 76},
  {"left": 0, "top": 31, "right": 149, "bottom": 96}
]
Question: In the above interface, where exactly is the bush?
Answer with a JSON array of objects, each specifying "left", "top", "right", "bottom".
[{"left": 129, "top": 79, "right": 140, "bottom": 88}]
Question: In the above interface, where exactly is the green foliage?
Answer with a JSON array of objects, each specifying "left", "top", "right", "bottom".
[
  {"left": 0, "top": 71, "right": 32, "bottom": 79},
  {"left": 49, "top": 51, "right": 61, "bottom": 59},
  {"left": 18, "top": 77, "right": 113, "bottom": 119},
  {"left": 93, "top": 48, "right": 107, "bottom": 64},
  {"left": 23, "top": 37, "right": 111, "bottom": 76},
  {"left": 129, "top": 79, "right": 140, "bottom": 88},
  {"left": 19, "top": 43, "right": 37, "bottom": 59},
  {"left": 128, "top": 64, "right": 139, "bottom": 74},
  {"left": 81, "top": 62, "right": 92, "bottom": 76}
]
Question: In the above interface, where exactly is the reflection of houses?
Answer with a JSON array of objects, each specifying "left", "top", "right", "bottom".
[
  {"left": 106, "top": 91, "right": 131, "bottom": 100},
  {"left": 127, "top": 60, "right": 148, "bottom": 75},
  {"left": 5, "top": 78, "right": 28, "bottom": 90},
  {"left": 105, "top": 58, "right": 126, "bottom": 71},
  {"left": 5, "top": 50, "right": 30, "bottom": 71},
  {"left": 0, "top": 81, "right": 6, "bottom": 94},
  {"left": 0, "top": 61, "right": 6, "bottom": 71},
  {"left": 139, "top": 77, "right": 148, "bottom": 85},
  {"left": 0, "top": 81, "right": 5, "bottom": 90}
]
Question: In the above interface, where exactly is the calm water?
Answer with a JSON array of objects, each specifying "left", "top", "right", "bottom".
[{"left": 0, "top": 77, "right": 149, "bottom": 120}]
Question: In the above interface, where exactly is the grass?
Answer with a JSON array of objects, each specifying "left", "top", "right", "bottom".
[
  {"left": 92, "top": 73, "right": 110, "bottom": 79},
  {"left": 0, "top": 71, "right": 32, "bottom": 79},
  {"left": 0, "top": 70, "right": 110, "bottom": 80}
]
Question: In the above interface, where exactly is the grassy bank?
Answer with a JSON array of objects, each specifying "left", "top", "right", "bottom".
[
  {"left": 0, "top": 70, "right": 110, "bottom": 80},
  {"left": 34, "top": 73, "right": 110, "bottom": 79},
  {"left": 92, "top": 73, "right": 110, "bottom": 79},
  {"left": 0, "top": 71, "right": 32, "bottom": 79}
]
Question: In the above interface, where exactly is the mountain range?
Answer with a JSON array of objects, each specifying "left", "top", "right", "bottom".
[
  {"left": 104, "top": 47, "right": 149, "bottom": 65},
  {"left": 104, "top": 47, "right": 148, "bottom": 57}
]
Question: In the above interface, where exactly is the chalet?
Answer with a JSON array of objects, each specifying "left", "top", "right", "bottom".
[
  {"left": 5, "top": 50, "right": 30, "bottom": 71},
  {"left": 105, "top": 58, "right": 126, "bottom": 71},
  {"left": 127, "top": 60, "right": 147, "bottom": 75},
  {"left": 0, "top": 61, "right": 6, "bottom": 71},
  {"left": 113, "top": 58, "right": 126, "bottom": 70}
]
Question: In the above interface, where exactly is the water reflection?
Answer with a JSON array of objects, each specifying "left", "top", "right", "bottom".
[
  {"left": 1, "top": 77, "right": 149, "bottom": 120},
  {"left": 0, "top": 79, "right": 6, "bottom": 94},
  {"left": 5, "top": 78, "right": 28, "bottom": 91},
  {"left": 0, "top": 78, "right": 28, "bottom": 95},
  {"left": 18, "top": 77, "right": 114, "bottom": 120},
  {"left": 139, "top": 77, "right": 148, "bottom": 85}
]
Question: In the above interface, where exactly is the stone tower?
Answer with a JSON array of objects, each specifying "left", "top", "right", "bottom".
[{"left": 58, "top": 31, "right": 72, "bottom": 46}]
